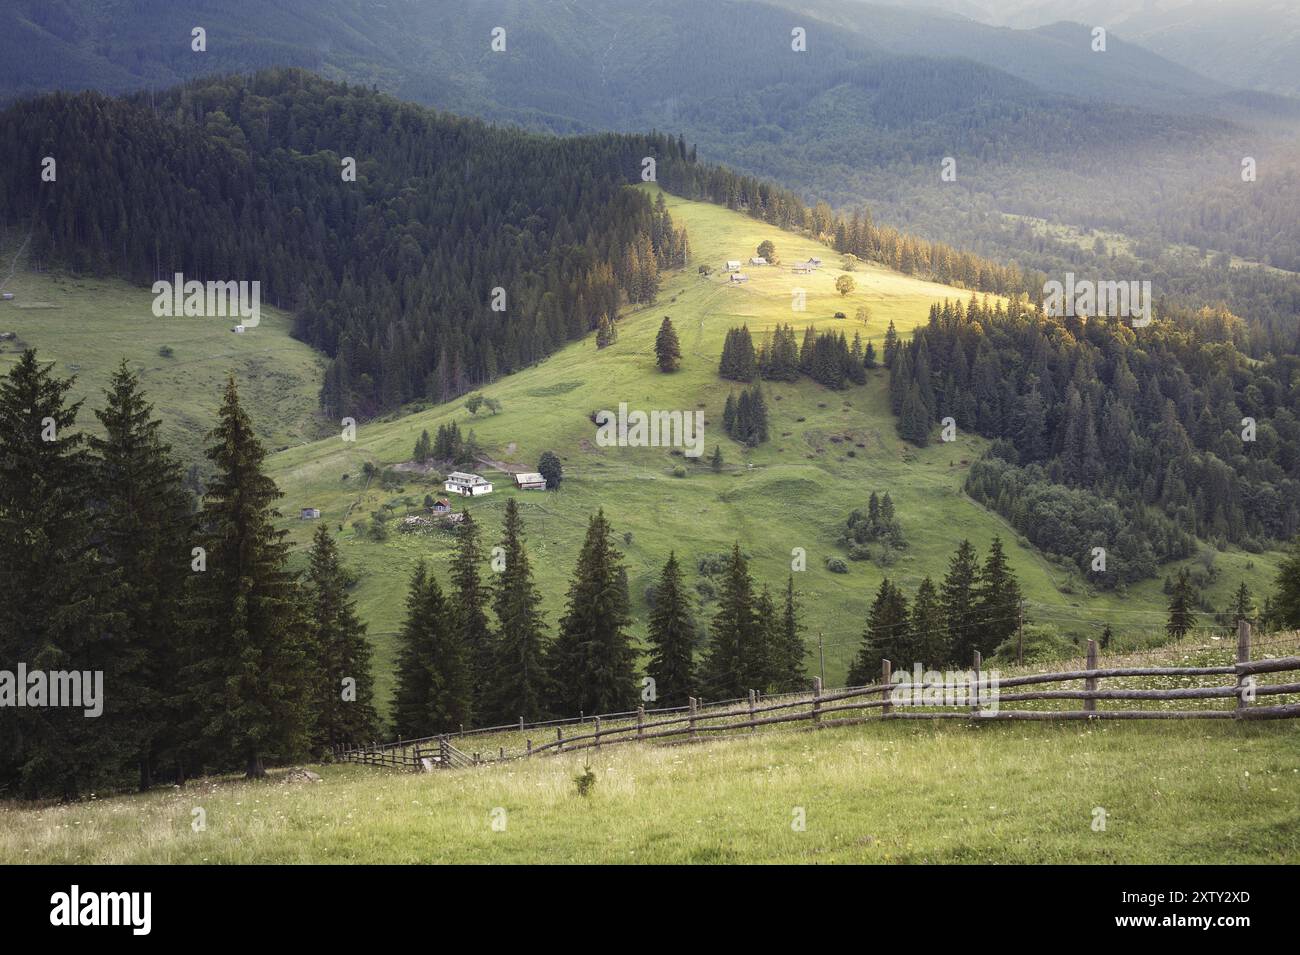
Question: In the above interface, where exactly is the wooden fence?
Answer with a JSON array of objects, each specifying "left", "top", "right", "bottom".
[{"left": 335, "top": 623, "right": 1300, "bottom": 771}]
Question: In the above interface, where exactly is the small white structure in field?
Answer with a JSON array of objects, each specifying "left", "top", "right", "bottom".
[
  {"left": 445, "top": 471, "right": 493, "bottom": 496},
  {"left": 1, "top": 292, "right": 14, "bottom": 300},
  {"left": 514, "top": 472, "right": 547, "bottom": 490},
  {"left": 749, "top": 256, "right": 767, "bottom": 266},
  {"left": 232, "top": 324, "right": 246, "bottom": 333},
  {"left": 724, "top": 260, "right": 741, "bottom": 272},
  {"left": 300, "top": 507, "right": 321, "bottom": 520},
  {"left": 729, "top": 273, "right": 749, "bottom": 283}
]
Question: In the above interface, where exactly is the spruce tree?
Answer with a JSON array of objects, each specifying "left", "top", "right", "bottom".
[
  {"left": 655, "top": 316, "right": 682, "bottom": 372},
  {"left": 182, "top": 376, "right": 311, "bottom": 779},
  {"left": 450, "top": 511, "right": 494, "bottom": 712},
  {"left": 1166, "top": 569, "right": 1196, "bottom": 641},
  {"left": 699, "top": 543, "right": 757, "bottom": 699},
  {"left": 393, "top": 561, "right": 472, "bottom": 737},
  {"left": 942, "top": 539, "right": 981, "bottom": 664},
  {"left": 909, "top": 576, "right": 948, "bottom": 666},
  {"left": 89, "top": 361, "right": 194, "bottom": 788},
  {"left": 710, "top": 444, "right": 724, "bottom": 472},
  {"left": 773, "top": 575, "right": 807, "bottom": 691},
  {"left": 484, "top": 499, "right": 550, "bottom": 723},
  {"left": 1229, "top": 581, "right": 1254, "bottom": 626},
  {"left": 973, "top": 536, "right": 1022, "bottom": 656},
  {"left": 0, "top": 351, "right": 106, "bottom": 798},
  {"left": 646, "top": 552, "right": 696, "bottom": 707},
  {"left": 847, "top": 579, "right": 910, "bottom": 685},
  {"left": 752, "top": 585, "right": 779, "bottom": 691},
  {"left": 303, "top": 524, "right": 377, "bottom": 750},
  {"left": 549, "top": 510, "right": 638, "bottom": 715}
]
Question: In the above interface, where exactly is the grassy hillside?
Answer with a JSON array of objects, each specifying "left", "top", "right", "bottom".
[
  {"left": 3, "top": 717, "right": 1296, "bottom": 863},
  {"left": 265, "top": 186, "right": 1280, "bottom": 714},
  {"left": 0, "top": 269, "right": 328, "bottom": 464}
]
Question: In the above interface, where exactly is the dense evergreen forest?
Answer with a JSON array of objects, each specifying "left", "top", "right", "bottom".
[
  {"left": 0, "top": 69, "right": 689, "bottom": 417},
  {"left": 888, "top": 296, "right": 1300, "bottom": 586}
]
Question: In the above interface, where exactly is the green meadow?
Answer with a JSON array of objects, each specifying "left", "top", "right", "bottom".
[
  {"left": 0, "top": 269, "right": 328, "bottom": 463},
  {"left": 262, "top": 187, "right": 1280, "bottom": 713},
  {"left": 3, "top": 717, "right": 1296, "bottom": 864}
]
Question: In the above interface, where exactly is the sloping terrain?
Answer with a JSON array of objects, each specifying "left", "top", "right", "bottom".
[
  {"left": 265, "top": 187, "right": 1279, "bottom": 709},
  {"left": 0, "top": 268, "right": 327, "bottom": 463}
]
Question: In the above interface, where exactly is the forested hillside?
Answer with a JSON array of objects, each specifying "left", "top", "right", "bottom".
[
  {"left": 889, "top": 296, "right": 1300, "bottom": 583},
  {"left": 0, "top": 70, "right": 687, "bottom": 415}
]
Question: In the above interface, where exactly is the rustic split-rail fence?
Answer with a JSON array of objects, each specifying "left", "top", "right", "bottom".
[{"left": 334, "top": 623, "right": 1300, "bottom": 772}]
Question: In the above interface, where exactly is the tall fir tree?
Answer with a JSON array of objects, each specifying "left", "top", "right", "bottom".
[
  {"left": 772, "top": 575, "right": 807, "bottom": 692},
  {"left": 972, "top": 536, "right": 1022, "bottom": 656},
  {"left": 549, "top": 510, "right": 638, "bottom": 715},
  {"left": 303, "top": 524, "right": 377, "bottom": 751},
  {"left": 1166, "top": 569, "right": 1196, "bottom": 641},
  {"left": 752, "top": 585, "right": 779, "bottom": 691},
  {"left": 182, "top": 376, "right": 311, "bottom": 779},
  {"left": 942, "top": 539, "right": 981, "bottom": 664},
  {"left": 1228, "top": 581, "right": 1254, "bottom": 626},
  {"left": 392, "top": 561, "right": 473, "bottom": 737},
  {"left": 655, "top": 316, "right": 682, "bottom": 372},
  {"left": 909, "top": 576, "right": 948, "bottom": 666},
  {"left": 847, "top": 579, "right": 910, "bottom": 685},
  {"left": 89, "top": 361, "right": 193, "bottom": 789},
  {"left": 699, "top": 543, "right": 758, "bottom": 698},
  {"left": 450, "top": 511, "right": 495, "bottom": 713},
  {"left": 0, "top": 351, "right": 107, "bottom": 798},
  {"left": 484, "top": 498, "right": 550, "bottom": 723},
  {"left": 646, "top": 552, "right": 696, "bottom": 707}
]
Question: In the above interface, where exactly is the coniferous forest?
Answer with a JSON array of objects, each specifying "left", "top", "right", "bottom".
[
  {"left": 887, "top": 296, "right": 1300, "bottom": 585},
  {"left": 0, "top": 70, "right": 688, "bottom": 417}
]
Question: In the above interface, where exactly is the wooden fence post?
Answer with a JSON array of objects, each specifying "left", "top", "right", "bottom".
[
  {"left": 881, "top": 659, "right": 892, "bottom": 717},
  {"left": 812, "top": 677, "right": 822, "bottom": 728},
  {"left": 594, "top": 715, "right": 602, "bottom": 750},
  {"left": 519, "top": 716, "right": 525, "bottom": 731},
  {"left": 637, "top": 706, "right": 645, "bottom": 739},
  {"left": 438, "top": 736, "right": 449, "bottom": 767},
  {"left": 748, "top": 689, "right": 756, "bottom": 732},
  {"left": 971, "top": 651, "right": 981, "bottom": 716},
  {"left": 689, "top": 697, "right": 698, "bottom": 741},
  {"left": 1084, "top": 640, "right": 1098, "bottom": 714},
  {"left": 1236, "top": 620, "right": 1252, "bottom": 713},
  {"left": 526, "top": 739, "right": 533, "bottom": 757},
  {"left": 556, "top": 726, "right": 564, "bottom": 753}
]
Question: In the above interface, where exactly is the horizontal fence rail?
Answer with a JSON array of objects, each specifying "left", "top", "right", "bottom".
[{"left": 334, "top": 624, "right": 1300, "bottom": 771}]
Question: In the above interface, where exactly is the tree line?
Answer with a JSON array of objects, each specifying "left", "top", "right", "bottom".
[
  {"left": 392, "top": 507, "right": 809, "bottom": 734},
  {"left": 847, "top": 537, "right": 1022, "bottom": 682},
  {"left": 721, "top": 323, "right": 869, "bottom": 390}
]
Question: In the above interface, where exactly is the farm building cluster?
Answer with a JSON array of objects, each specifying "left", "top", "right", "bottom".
[{"left": 724, "top": 255, "right": 819, "bottom": 281}]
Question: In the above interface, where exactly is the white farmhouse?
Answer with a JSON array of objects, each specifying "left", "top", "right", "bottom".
[{"left": 444, "top": 471, "right": 494, "bottom": 496}]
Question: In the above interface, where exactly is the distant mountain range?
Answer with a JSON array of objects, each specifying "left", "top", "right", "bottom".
[
  {"left": 875, "top": 0, "right": 1300, "bottom": 96},
  {"left": 4, "top": 0, "right": 1299, "bottom": 298}
]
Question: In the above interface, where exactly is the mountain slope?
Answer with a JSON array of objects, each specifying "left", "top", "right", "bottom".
[
  {"left": 0, "top": 267, "right": 326, "bottom": 464},
  {"left": 265, "top": 187, "right": 1277, "bottom": 710}
]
